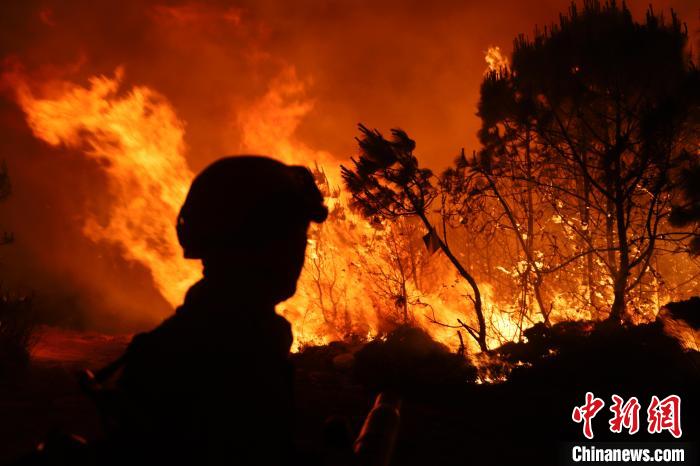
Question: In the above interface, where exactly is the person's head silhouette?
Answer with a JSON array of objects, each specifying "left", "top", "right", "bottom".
[{"left": 176, "top": 156, "right": 328, "bottom": 304}]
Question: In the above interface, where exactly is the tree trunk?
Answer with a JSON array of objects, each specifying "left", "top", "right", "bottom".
[
  {"left": 418, "top": 212, "right": 488, "bottom": 351},
  {"left": 608, "top": 202, "right": 629, "bottom": 323},
  {"left": 607, "top": 147, "right": 629, "bottom": 324},
  {"left": 524, "top": 133, "right": 549, "bottom": 325},
  {"left": 609, "top": 270, "right": 628, "bottom": 323},
  {"left": 578, "top": 151, "right": 598, "bottom": 311}
]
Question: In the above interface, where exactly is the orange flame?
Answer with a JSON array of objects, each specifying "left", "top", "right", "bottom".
[
  {"left": 7, "top": 68, "right": 200, "bottom": 307},
  {"left": 484, "top": 46, "right": 509, "bottom": 73}
]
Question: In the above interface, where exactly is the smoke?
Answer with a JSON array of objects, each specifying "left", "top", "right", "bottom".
[{"left": 0, "top": 0, "right": 697, "bottom": 331}]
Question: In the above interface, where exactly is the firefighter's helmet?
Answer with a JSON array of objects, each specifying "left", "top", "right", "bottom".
[{"left": 177, "top": 155, "right": 328, "bottom": 259}]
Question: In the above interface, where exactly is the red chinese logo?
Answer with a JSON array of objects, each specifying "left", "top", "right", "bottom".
[
  {"left": 572, "top": 393, "right": 682, "bottom": 439},
  {"left": 609, "top": 395, "right": 640, "bottom": 435},
  {"left": 647, "top": 395, "right": 682, "bottom": 438},
  {"left": 572, "top": 392, "right": 605, "bottom": 439}
]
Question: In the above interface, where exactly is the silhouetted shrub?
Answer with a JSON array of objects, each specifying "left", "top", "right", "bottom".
[
  {"left": 663, "top": 296, "right": 700, "bottom": 329},
  {"left": 354, "top": 325, "right": 477, "bottom": 395}
]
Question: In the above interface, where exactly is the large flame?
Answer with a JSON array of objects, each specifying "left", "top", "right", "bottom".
[
  {"left": 7, "top": 68, "right": 200, "bottom": 307},
  {"left": 4, "top": 65, "right": 697, "bottom": 355}
]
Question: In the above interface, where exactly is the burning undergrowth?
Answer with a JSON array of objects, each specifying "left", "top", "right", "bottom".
[
  {"left": 294, "top": 296, "right": 699, "bottom": 397},
  {"left": 281, "top": 304, "right": 699, "bottom": 462}
]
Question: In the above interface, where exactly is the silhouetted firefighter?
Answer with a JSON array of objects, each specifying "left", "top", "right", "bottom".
[{"left": 95, "top": 156, "right": 328, "bottom": 466}]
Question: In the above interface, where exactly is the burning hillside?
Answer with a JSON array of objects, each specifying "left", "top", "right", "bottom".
[
  {"left": 0, "top": 1, "right": 698, "bottom": 355},
  {"left": 4, "top": 62, "right": 699, "bottom": 354}
]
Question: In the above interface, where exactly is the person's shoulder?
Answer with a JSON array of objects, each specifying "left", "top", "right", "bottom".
[{"left": 125, "top": 300, "right": 194, "bottom": 352}]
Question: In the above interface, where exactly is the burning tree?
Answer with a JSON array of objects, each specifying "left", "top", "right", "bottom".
[
  {"left": 355, "top": 217, "right": 429, "bottom": 326},
  {"left": 342, "top": 125, "right": 488, "bottom": 350},
  {"left": 446, "top": 162, "right": 555, "bottom": 336},
  {"left": 472, "top": 2, "right": 700, "bottom": 323}
]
